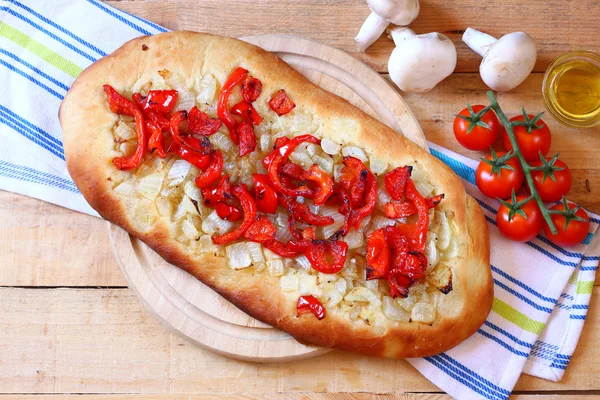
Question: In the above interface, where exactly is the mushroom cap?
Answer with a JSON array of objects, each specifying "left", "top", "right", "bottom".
[
  {"left": 367, "top": 0, "right": 420, "bottom": 26},
  {"left": 388, "top": 32, "right": 457, "bottom": 93},
  {"left": 480, "top": 32, "right": 537, "bottom": 92}
]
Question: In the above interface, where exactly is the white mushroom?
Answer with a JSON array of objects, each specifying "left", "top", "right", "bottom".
[
  {"left": 387, "top": 27, "right": 457, "bottom": 93},
  {"left": 462, "top": 28, "right": 537, "bottom": 92},
  {"left": 355, "top": 0, "right": 420, "bottom": 53}
]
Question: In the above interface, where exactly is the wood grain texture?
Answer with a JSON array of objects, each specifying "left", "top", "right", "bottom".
[
  {"left": 105, "top": 0, "right": 600, "bottom": 74},
  {"left": 0, "top": 287, "right": 598, "bottom": 394},
  {"left": 0, "top": 395, "right": 598, "bottom": 400}
]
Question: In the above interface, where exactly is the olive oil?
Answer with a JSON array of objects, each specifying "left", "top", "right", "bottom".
[{"left": 543, "top": 51, "right": 600, "bottom": 127}]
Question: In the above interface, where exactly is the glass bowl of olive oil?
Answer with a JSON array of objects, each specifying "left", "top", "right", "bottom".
[{"left": 543, "top": 51, "right": 600, "bottom": 128}]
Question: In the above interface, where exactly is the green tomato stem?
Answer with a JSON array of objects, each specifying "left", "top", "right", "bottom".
[{"left": 485, "top": 91, "right": 558, "bottom": 235}]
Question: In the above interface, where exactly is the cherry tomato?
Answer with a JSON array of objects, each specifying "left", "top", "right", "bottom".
[
  {"left": 544, "top": 202, "right": 590, "bottom": 247},
  {"left": 496, "top": 196, "right": 543, "bottom": 242},
  {"left": 503, "top": 114, "right": 551, "bottom": 162},
  {"left": 529, "top": 158, "right": 572, "bottom": 202},
  {"left": 453, "top": 105, "right": 501, "bottom": 151},
  {"left": 475, "top": 151, "right": 524, "bottom": 199}
]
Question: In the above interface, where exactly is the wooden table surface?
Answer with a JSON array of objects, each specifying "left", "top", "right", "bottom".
[{"left": 2, "top": 1, "right": 600, "bottom": 399}]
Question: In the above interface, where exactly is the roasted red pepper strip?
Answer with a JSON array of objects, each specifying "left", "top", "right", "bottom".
[
  {"left": 215, "top": 202, "right": 242, "bottom": 221},
  {"left": 384, "top": 194, "right": 445, "bottom": 219},
  {"left": 253, "top": 174, "right": 278, "bottom": 214},
  {"left": 336, "top": 188, "right": 352, "bottom": 237},
  {"left": 147, "top": 121, "right": 166, "bottom": 158},
  {"left": 188, "top": 106, "right": 221, "bottom": 136},
  {"left": 349, "top": 170, "right": 377, "bottom": 229},
  {"left": 305, "top": 240, "right": 348, "bottom": 274},
  {"left": 269, "top": 89, "right": 296, "bottom": 116},
  {"left": 143, "top": 90, "right": 178, "bottom": 114},
  {"left": 297, "top": 295, "right": 326, "bottom": 320},
  {"left": 366, "top": 228, "right": 391, "bottom": 280},
  {"left": 231, "top": 101, "right": 263, "bottom": 125},
  {"left": 385, "top": 225, "right": 427, "bottom": 297},
  {"left": 201, "top": 175, "right": 233, "bottom": 207},
  {"left": 303, "top": 164, "right": 334, "bottom": 206},
  {"left": 262, "top": 137, "right": 290, "bottom": 170},
  {"left": 237, "top": 121, "right": 257, "bottom": 157},
  {"left": 388, "top": 270, "right": 413, "bottom": 298},
  {"left": 195, "top": 150, "right": 224, "bottom": 189},
  {"left": 170, "top": 110, "right": 212, "bottom": 154},
  {"left": 170, "top": 143, "right": 211, "bottom": 170},
  {"left": 280, "top": 162, "right": 305, "bottom": 180},
  {"left": 404, "top": 179, "right": 430, "bottom": 252},
  {"left": 267, "top": 135, "right": 320, "bottom": 197},
  {"left": 132, "top": 92, "right": 174, "bottom": 131},
  {"left": 104, "top": 85, "right": 147, "bottom": 171},
  {"left": 263, "top": 239, "right": 300, "bottom": 257},
  {"left": 212, "top": 184, "right": 257, "bottom": 245},
  {"left": 241, "top": 76, "right": 262, "bottom": 103},
  {"left": 339, "top": 157, "right": 369, "bottom": 208},
  {"left": 385, "top": 166, "right": 412, "bottom": 200},
  {"left": 244, "top": 215, "right": 277, "bottom": 242},
  {"left": 218, "top": 67, "right": 248, "bottom": 144},
  {"left": 279, "top": 194, "right": 334, "bottom": 226}
]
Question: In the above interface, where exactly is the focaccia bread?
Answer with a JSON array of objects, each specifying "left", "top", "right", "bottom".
[{"left": 60, "top": 31, "right": 492, "bottom": 358}]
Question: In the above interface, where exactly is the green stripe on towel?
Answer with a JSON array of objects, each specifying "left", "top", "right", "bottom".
[
  {"left": 0, "top": 23, "right": 82, "bottom": 78},
  {"left": 492, "top": 297, "right": 545, "bottom": 334},
  {"left": 576, "top": 281, "right": 594, "bottom": 295}
]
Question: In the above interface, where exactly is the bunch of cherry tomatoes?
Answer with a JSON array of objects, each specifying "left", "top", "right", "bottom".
[{"left": 453, "top": 104, "right": 590, "bottom": 247}]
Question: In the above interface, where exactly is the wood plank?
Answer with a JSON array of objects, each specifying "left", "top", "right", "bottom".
[
  {"left": 105, "top": 0, "right": 600, "bottom": 74},
  {"left": 0, "top": 395, "right": 598, "bottom": 400},
  {"left": 0, "top": 288, "right": 598, "bottom": 394},
  {"left": 0, "top": 191, "right": 125, "bottom": 287}
]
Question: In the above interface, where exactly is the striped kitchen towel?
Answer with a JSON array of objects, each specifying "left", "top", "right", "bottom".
[{"left": 0, "top": 0, "right": 598, "bottom": 398}]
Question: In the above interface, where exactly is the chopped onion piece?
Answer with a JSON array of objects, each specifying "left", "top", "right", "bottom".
[
  {"left": 295, "top": 255, "right": 312, "bottom": 271},
  {"left": 119, "top": 142, "right": 137, "bottom": 156},
  {"left": 263, "top": 247, "right": 282, "bottom": 261},
  {"left": 333, "top": 164, "right": 344, "bottom": 181},
  {"left": 181, "top": 218, "right": 199, "bottom": 240},
  {"left": 321, "top": 138, "right": 341, "bottom": 155},
  {"left": 247, "top": 242, "right": 265, "bottom": 270},
  {"left": 175, "top": 89, "right": 196, "bottom": 112},
  {"left": 436, "top": 211, "right": 451, "bottom": 250},
  {"left": 312, "top": 154, "right": 334, "bottom": 174},
  {"left": 167, "top": 160, "right": 192, "bottom": 187},
  {"left": 320, "top": 206, "right": 345, "bottom": 238},
  {"left": 197, "top": 235, "right": 214, "bottom": 254},
  {"left": 276, "top": 224, "right": 294, "bottom": 243},
  {"left": 365, "top": 278, "right": 379, "bottom": 292},
  {"left": 376, "top": 184, "right": 392, "bottom": 208},
  {"left": 115, "top": 121, "right": 136, "bottom": 140},
  {"left": 344, "top": 230, "right": 364, "bottom": 249},
  {"left": 259, "top": 134, "right": 272, "bottom": 152},
  {"left": 114, "top": 180, "right": 137, "bottom": 197},
  {"left": 370, "top": 215, "right": 396, "bottom": 231},
  {"left": 211, "top": 132, "right": 234, "bottom": 154},
  {"left": 369, "top": 155, "right": 388, "bottom": 175},
  {"left": 196, "top": 74, "right": 217, "bottom": 105},
  {"left": 335, "top": 278, "right": 347, "bottom": 295},
  {"left": 298, "top": 274, "right": 318, "bottom": 295},
  {"left": 137, "top": 173, "right": 163, "bottom": 200},
  {"left": 411, "top": 303, "right": 436, "bottom": 324},
  {"left": 342, "top": 146, "right": 368, "bottom": 162},
  {"left": 395, "top": 295, "right": 416, "bottom": 312},
  {"left": 425, "top": 233, "right": 439, "bottom": 271},
  {"left": 289, "top": 150, "right": 312, "bottom": 168},
  {"left": 306, "top": 143, "right": 318, "bottom": 157},
  {"left": 174, "top": 195, "right": 200, "bottom": 220},
  {"left": 201, "top": 210, "right": 233, "bottom": 235},
  {"left": 415, "top": 181, "right": 435, "bottom": 198},
  {"left": 226, "top": 243, "right": 252, "bottom": 270},
  {"left": 344, "top": 287, "right": 381, "bottom": 306},
  {"left": 326, "top": 290, "right": 343, "bottom": 307},
  {"left": 267, "top": 259, "right": 285, "bottom": 277},
  {"left": 184, "top": 181, "right": 202, "bottom": 203},
  {"left": 383, "top": 296, "right": 410, "bottom": 322},
  {"left": 280, "top": 274, "right": 299, "bottom": 291}
]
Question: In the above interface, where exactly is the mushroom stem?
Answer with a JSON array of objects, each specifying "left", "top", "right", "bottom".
[
  {"left": 462, "top": 28, "right": 497, "bottom": 57},
  {"left": 355, "top": 12, "right": 390, "bottom": 53},
  {"left": 388, "top": 27, "right": 416, "bottom": 46}
]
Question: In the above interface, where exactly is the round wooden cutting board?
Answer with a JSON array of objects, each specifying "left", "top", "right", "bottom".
[{"left": 109, "top": 35, "right": 427, "bottom": 362}]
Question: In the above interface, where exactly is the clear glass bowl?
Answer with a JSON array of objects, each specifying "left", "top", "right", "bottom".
[{"left": 542, "top": 51, "right": 600, "bottom": 128}]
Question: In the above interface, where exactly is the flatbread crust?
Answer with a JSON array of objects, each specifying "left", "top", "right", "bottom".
[{"left": 60, "top": 31, "right": 492, "bottom": 358}]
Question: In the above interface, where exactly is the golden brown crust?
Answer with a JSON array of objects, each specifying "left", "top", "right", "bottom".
[{"left": 60, "top": 31, "right": 492, "bottom": 358}]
